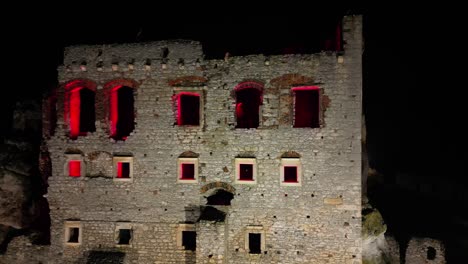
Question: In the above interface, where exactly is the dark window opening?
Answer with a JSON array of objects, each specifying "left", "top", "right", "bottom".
[
  {"left": 239, "top": 164, "right": 253, "bottom": 180},
  {"left": 249, "top": 233, "right": 261, "bottom": 254},
  {"left": 112, "top": 86, "right": 134, "bottom": 140},
  {"left": 294, "top": 89, "right": 320, "bottom": 128},
  {"left": 427, "top": 246, "right": 436, "bottom": 260},
  {"left": 206, "top": 190, "right": 234, "bottom": 206},
  {"left": 236, "top": 88, "right": 261, "bottom": 128},
  {"left": 68, "top": 227, "right": 79, "bottom": 243},
  {"left": 69, "top": 161, "right": 81, "bottom": 177},
  {"left": 117, "top": 162, "right": 130, "bottom": 178},
  {"left": 118, "top": 229, "right": 131, "bottom": 245},
  {"left": 79, "top": 88, "right": 96, "bottom": 133},
  {"left": 182, "top": 231, "right": 196, "bottom": 251},
  {"left": 181, "top": 163, "right": 195, "bottom": 179},
  {"left": 284, "top": 166, "right": 298, "bottom": 182},
  {"left": 179, "top": 93, "right": 200, "bottom": 126}
]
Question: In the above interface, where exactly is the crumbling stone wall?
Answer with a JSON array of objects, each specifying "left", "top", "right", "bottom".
[
  {"left": 1, "top": 15, "right": 363, "bottom": 264},
  {"left": 405, "top": 237, "right": 446, "bottom": 264}
]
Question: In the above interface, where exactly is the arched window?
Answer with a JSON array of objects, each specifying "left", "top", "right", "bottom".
[
  {"left": 109, "top": 85, "right": 135, "bottom": 140},
  {"left": 64, "top": 80, "right": 96, "bottom": 139},
  {"left": 234, "top": 82, "right": 263, "bottom": 129}
]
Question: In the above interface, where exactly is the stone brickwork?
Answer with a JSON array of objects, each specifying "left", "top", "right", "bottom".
[
  {"left": 1, "top": 15, "right": 362, "bottom": 264},
  {"left": 406, "top": 237, "right": 446, "bottom": 264}
]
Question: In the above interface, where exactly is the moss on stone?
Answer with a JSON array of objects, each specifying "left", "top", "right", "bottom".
[{"left": 362, "top": 209, "right": 387, "bottom": 239}]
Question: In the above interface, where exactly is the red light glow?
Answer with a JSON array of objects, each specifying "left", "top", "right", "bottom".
[{"left": 69, "top": 160, "right": 81, "bottom": 177}]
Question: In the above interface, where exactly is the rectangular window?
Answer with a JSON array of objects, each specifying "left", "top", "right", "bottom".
[
  {"left": 181, "top": 163, "right": 195, "bottom": 179},
  {"left": 235, "top": 158, "right": 257, "bottom": 184},
  {"left": 69, "top": 160, "right": 81, "bottom": 177},
  {"left": 182, "top": 231, "right": 196, "bottom": 251},
  {"left": 239, "top": 164, "right": 253, "bottom": 180},
  {"left": 118, "top": 229, "right": 132, "bottom": 245},
  {"left": 293, "top": 87, "right": 320, "bottom": 128},
  {"left": 68, "top": 227, "right": 80, "bottom": 243},
  {"left": 249, "top": 233, "right": 261, "bottom": 254},
  {"left": 177, "top": 158, "right": 198, "bottom": 183},
  {"left": 117, "top": 162, "right": 130, "bottom": 178},
  {"left": 280, "top": 158, "right": 302, "bottom": 186},
  {"left": 64, "top": 221, "right": 82, "bottom": 246},
  {"left": 178, "top": 93, "right": 200, "bottom": 126},
  {"left": 113, "top": 156, "right": 133, "bottom": 182},
  {"left": 284, "top": 166, "right": 298, "bottom": 182}
]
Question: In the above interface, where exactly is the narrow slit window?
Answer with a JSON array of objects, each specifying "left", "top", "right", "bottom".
[
  {"left": 117, "top": 162, "right": 130, "bottom": 178},
  {"left": 118, "top": 229, "right": 132, "bottom": 245},
  {"left": 69, "top": 160, "right": 81, "bottom": 177},
  {"left": 68, "top": 227, "right": 80, "bottom": 243},
  {"left": 249, "top": 233, "right": 261, "bottom": 254},
  {"left": 239, "top": 164, "right": 253, "bottom": 181},
  {"left": 284, "top": 166, "right": 298, "bottom": 182},
  {"left": 181, "top": 163, "right": 195, "bottom": 179},
  {"left": 293, "top": 87, "right": 320, "bottom": 128},
  {"left": 182, "top": 231, "right": 196, "bottom": 251},
  {"left": 178, "top": 93, "right": 200, "bottom": 126}
]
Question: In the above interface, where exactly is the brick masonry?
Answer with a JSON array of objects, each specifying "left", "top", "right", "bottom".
[{"left": 1, "top": 15, "right": 363, "bottom": 264}]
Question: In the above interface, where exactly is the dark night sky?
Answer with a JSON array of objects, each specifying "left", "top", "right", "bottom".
[{"left": 3, "top": 5, "right": 466, "bottom": 183}]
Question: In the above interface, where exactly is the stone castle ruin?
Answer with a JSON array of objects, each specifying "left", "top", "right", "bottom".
[{"left": 1, "top": 15, "right": 363, "bottom": 264}]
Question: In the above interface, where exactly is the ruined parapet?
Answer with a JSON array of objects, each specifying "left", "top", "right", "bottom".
[{"left": 405, "top": 237, "right": 446, "bottom": 263}]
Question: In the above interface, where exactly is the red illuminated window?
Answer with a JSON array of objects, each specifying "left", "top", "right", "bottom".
[
  {"left": 280, "top": 157, "right": 301, "bottom": 186},
  {"left": 117, "top": 162, "right": 130, "bottom": 178},
  {"left": 113, "top": 156, "right": 133, "bottom": 181},
  {"left": 110, "top": 86, "right": 135, "bottom": 140},
  {"left": 292, "top": 87, "right": 320, "bottom": 128},
  {"left": 181, "top": 163, "right": 195, "bottom": 179},
  {"left": 284, "top": 166, "right": 298, "bottom": 182},
  {"left": 68, "top": 88, "right": 96, "bottom": 139},
  {"left": 177, "top": 157, "right": 198, "bottom": 183},
  {"left": 178, "top": 92, "right": 200, "bottom": 126},
  {"left": 69, "top": 160, "right": 81, "bottom": 177},
  {"left": 235, "top": 158, "right": 256, "bottom": 184},
  {"left": 235, "top": 82, "right": 263, "bottom": 129}
]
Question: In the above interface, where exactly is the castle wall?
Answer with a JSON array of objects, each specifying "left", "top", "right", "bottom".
[{"left": 2, "top": 15, "right": 362, "bottom": 264}]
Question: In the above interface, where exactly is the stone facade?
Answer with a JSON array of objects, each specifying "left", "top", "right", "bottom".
[{"left": 1, "top": 15, "right": 362, "bottom": 264}]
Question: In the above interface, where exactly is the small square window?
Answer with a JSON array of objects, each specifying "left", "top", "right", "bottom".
[
  {"left": 177, "top": 158, "right": 198, "bottom": 183},
  {"left": 235, "top": 158, "right": 257, "bottom": 184},
  {"left": 113, "top": 156, "right": 133, "bottom": 182},
  {"left": 280, "top": 158, "right": 302, "bottom": 186},
  {"left": 65, "top": 154, "right": 84, "bottom": 178},
  {"left": 69, "top": 160, "right": 81, "bottom": 177},
  {"left": 118, "top": 229, "right": 132, "bottom": 245},
  {"left": 182, "top": 231, "right": 196, "bottom": 251},
  {"left": 284, "top": 166, "right": 298, "bottom": 182},
  {"left": 64, "top": 221, "right": 82, "bottom": 246}
]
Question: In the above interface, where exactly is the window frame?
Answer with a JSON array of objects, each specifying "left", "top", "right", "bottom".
[
  {"left": 291, "top": 86, "right": 322, "bottom": 128},
  {"left": 177, "top": 223, "right": 196, "bottom": 251},
  {"left": 244, "top": 225, "right": 265, "bottom": 255},
  {"left": 113, "top": 156, "right": 134, "bottom": 182},
  {"left": 280, "top": 158, "right": 302, "bottom": 186},
  {"left": 64, "top": 154, "right": 84, "bottom": 178},
  {"left": 173, "top": 88, "right": 204, "bottom": 128},
  {"left": 115, "top": 222, "right": 133, "bottom": 247},
  {"left": 235, "top": 158, "right": 257, "bottom": 184},
  {"left": 177, "top": 158, "right": 199, "bottom": 183},
  {"left": 64, "top": 221, "right": 82, "bottom": 246}
]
